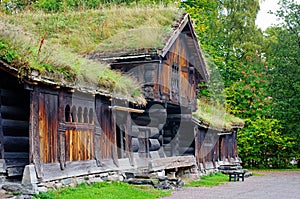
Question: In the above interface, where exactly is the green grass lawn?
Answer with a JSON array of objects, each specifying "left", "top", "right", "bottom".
[
  {"left": 34, "top": 181, "right": 171, "bottom": 199},
  {"left": 184, "top": 172, "right": 229, "bottom": 187},
  {"left": 247, "top": 168, "right": 300, "bottom": 177},
  {"left": 33, "top": 172, "right": 233, "bottom": 199}
]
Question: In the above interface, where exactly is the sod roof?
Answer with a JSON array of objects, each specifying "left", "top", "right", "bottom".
[
  {"left": 0, "top": 5, "right": 184, "bottom": 104},
  {"left": 193, "top": 99, "right": 244, "bottom": 131}
]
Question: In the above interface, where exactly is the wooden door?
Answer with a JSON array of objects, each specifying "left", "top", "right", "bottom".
[{"left": 38, "top": 93, "right": 58, "bottom": 163}]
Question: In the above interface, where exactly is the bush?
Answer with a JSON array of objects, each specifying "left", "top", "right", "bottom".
[{"left": 238, "top": 117, "right": 297, "bottom": 168}]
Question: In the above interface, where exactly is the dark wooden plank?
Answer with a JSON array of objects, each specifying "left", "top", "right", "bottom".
[
  {"left": 0, "top": 90, "right": 4, "bottom": 159},
  {"left": 0, "top": 105, "right": 28, "bottom": 120},
  {"left": 5, "top": 152, "right": 29, "bottom": 167},
  {"left": 3, "top": 136, "right": 29, "bottom": 152},
  {"left": 4, "top": 152, "right": 29, "bottom": 159},
  {"left": 149, "top": 139, "right": 160, "bottom": 151},
  {"left": 42, "top": 159, "right": 121, "bottom": 182},
  {"left": 7, "top": 166, "right": 24, "bottom": 177},
  {"left": 2, "top": 119, "right": 29, "bottom": 134},
  {"left": 150, "top": 155, "right": 197, "bottom": 171},
  {"left": 0, "top": 89, "right": 26, "bottom": 107}
]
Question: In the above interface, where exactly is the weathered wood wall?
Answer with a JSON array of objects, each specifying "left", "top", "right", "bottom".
[
  {"left": 161, "top": 33, "right": 198, "bottom": 109},
  {"left": 95, "top": 97, "right": 117, "bottom": 162},
  {"left": 195, "top": 127, "right": 220, "bottom": 167},
  {"left": 0, "top": 71, "right": 30, "bottom": 176},
  {"left": 110, "top": 34, "right": 199, "bottom": 111},
  {"left": 219, "top": 131, "right": 238, "bottom": 161}
]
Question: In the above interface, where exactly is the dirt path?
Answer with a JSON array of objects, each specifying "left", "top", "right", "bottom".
[{"left": 161, "top": 171, "right": 300, "bottom": 199}]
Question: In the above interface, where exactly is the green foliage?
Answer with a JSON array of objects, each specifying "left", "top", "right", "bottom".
[
  {"left": 0, "top": 39, "right": 19, "bottom": 63},
  {"left": 0, "top": 0, "right": 175, "bottom": 12},
  {"left": 238, "top": 118, "right": 297, "bottom": 168},
  {"left": 185, "top": 172, "right": 228, "bottom": 187},
  {"left": 263, "top": 0, "right": 300, "bottom": 160},
  {"left": 33, "top": 182, "right": 171, "bottom": 199},
  {"left": 183, "top": 0, "right": 298, "bottom": 168}
]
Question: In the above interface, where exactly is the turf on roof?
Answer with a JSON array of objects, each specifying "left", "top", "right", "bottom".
[
  {"left": 193, "top": 99, "right": 244, "bottom": 131},
  {"left": 0, "top": 5, "right": 182, "bottom": 103},
  {"left": 1, "top": 6, "right": 182, "bottom": 54}
]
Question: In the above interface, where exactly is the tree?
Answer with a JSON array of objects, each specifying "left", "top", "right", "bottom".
[
  {"left": 263, "top": 0, "right": 300, "bottom": 164},
  {"left": 182, "top": 0, "right": 297, "bottom": 168}
]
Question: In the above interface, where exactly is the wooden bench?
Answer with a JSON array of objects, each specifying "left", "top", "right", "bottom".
[{"left": 228, "top": 170, "right": 245, "bottom": 182}]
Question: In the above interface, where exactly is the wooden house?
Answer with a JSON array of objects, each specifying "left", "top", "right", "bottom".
[
  {"left": 192, "top": 100, "right": 244, "bottom": 171},
  {"left": 0, "top": 6, "right": 241, "bottom": 186}
]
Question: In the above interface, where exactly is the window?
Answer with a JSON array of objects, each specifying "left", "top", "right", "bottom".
[{"left": 65, "top": 105, "right": 71, "bottom": 122}]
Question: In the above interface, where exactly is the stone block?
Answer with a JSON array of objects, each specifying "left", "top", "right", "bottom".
[
  {"left": 61, "top": 178, "right": 72, "bottom": 186},
  {"left": 107, "top": 174, "right": 119, "bottom": 182},
  {"left": 54, "top": 183, "right": 63, "bottom": 189},
  {"left": 38, "top": 186, "right": 48, "bottom": 193},
  {"left": 0, "top": 159, "right": 7, "bottom": 173},
  {"left": 21, "top": 165, "right": 38, "bottom": 186},
  {"left": 89, "top": 178, "right": 103, "bottom": 184}
]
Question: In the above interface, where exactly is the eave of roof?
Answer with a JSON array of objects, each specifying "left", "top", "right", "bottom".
[{"left": 0, "top": 60, "right": 146, "bottom": 105}]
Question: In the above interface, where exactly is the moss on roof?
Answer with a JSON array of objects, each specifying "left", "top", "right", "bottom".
[
  {"left": 193, "top": 98, "right": 244, "bottom": 131},
  {"left": 0, "top": 5, "right": 182, "bottom": 104}
]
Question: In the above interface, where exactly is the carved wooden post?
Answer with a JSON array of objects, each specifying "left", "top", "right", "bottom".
[
  {"left": 29, "top": 89, "right": 43, "bottom": 179},
  {"left": 57, "top": 91, "right": 66, "bottom": 170}
]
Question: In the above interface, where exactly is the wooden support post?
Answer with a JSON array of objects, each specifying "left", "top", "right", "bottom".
[
  {"left": 58, "top": 123, "right": 66, "bottom": 170},
  {"left": 194, "top": 125, "right": 199, "bottom": 164},
  {"left": 111, "top": 111, "right": 119, "bottom": 167},
  {"left": 29, "top": 90, "right": 43, "bottom": 179},
  {"left": 58, "top": 91, "right": 66, "bottom": 170},
  {"left": 94, "top": 125, "right": 102, "bottom": 167},
  {"left": 138, "top": 129, "right": 149, "bottom": 158},
  {"left": 0, "top": 89, "right": 4, "bottom": 159},
  {"left": 125, "top": 112, "right": 133, "bottom": 166}
]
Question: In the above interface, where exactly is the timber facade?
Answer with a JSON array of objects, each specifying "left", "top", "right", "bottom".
[{"left": 0, "top": 12, "right": 242, "bottom": 184}]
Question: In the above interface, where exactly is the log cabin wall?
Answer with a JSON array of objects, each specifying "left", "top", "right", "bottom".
[
  {"left": 160, "top": 29, "right": 199, "bottom": 110},
  {"left": 219, "top": 131, "right": 238, "bottom": 162},
  {"left": 110, "top": 29, "right": 199, "bottom": 112},
  {"left": 194, "top": 127, "right": 220, "bottom": 167},
  {"left": 0, "top": 70, "right": 30, "bottom": 177}
]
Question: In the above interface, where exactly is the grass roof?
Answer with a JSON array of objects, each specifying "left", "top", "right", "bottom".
[
  {"left": 193, "top": 98, "right": 244, "bottom": 131},
  {"left": 0, "top": 5, "right": 182, "bottom": 104}
]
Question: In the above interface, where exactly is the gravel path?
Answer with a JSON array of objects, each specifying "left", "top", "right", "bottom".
[{"left": 161, "top": 171, "right": 300, "bottom": 199}]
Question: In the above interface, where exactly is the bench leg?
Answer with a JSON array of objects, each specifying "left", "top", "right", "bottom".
[
  {"left": 229, "top": 174, "right": 237, "bottom": 182},
  {"left": 237, "top": 173, "right": 245, "bottom": 182},
  {"left": 241, "top": 174, "right": 245, "bottom": 182}
]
